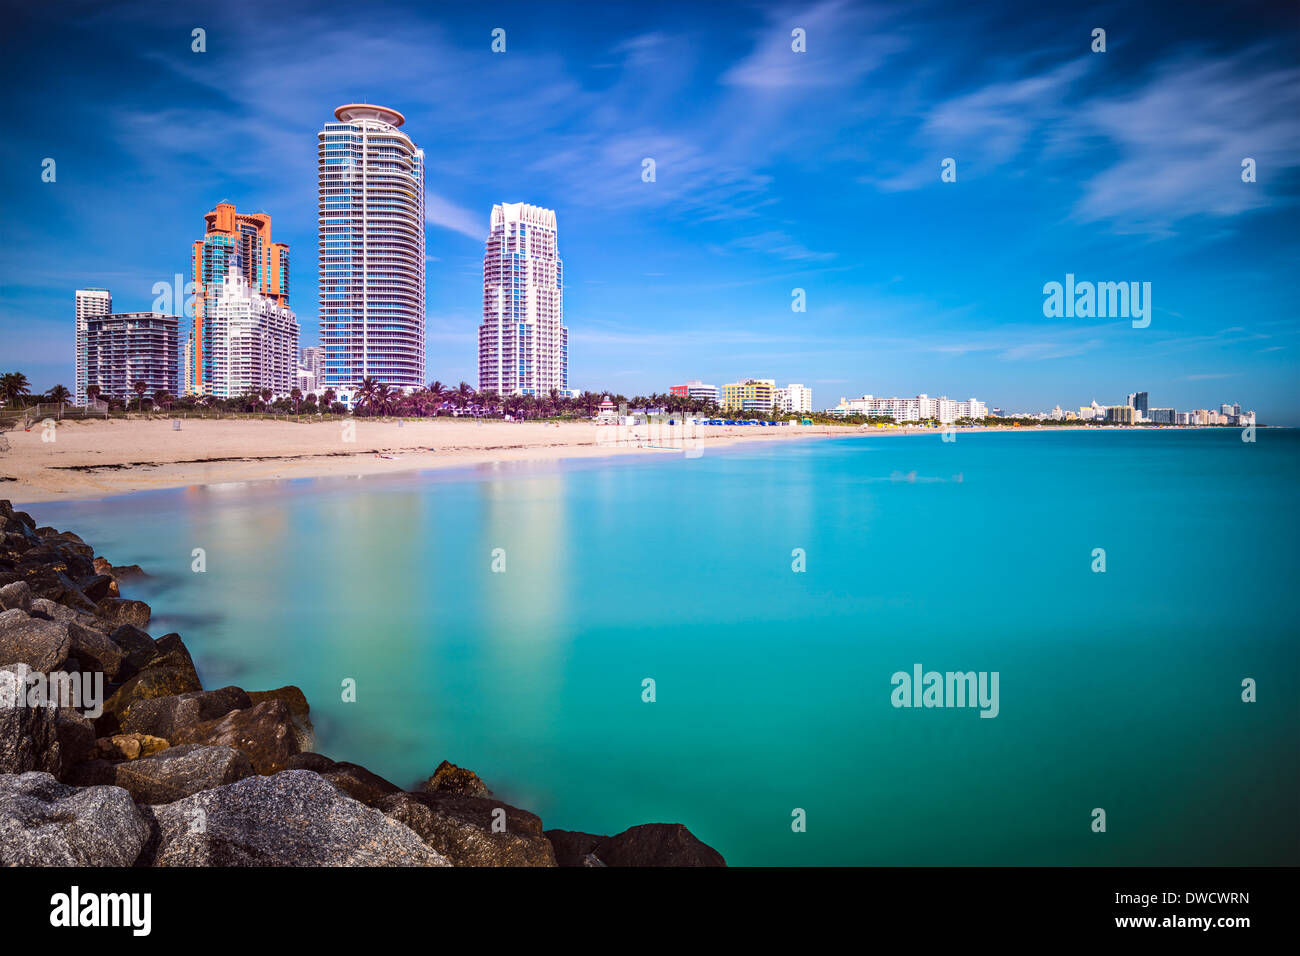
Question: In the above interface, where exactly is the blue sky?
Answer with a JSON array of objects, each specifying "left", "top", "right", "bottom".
[{"left": 1, "top": 0, "right": 1297, "bottom": 420}]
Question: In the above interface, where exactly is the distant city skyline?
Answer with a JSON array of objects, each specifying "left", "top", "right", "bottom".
[{"left": 1, "top": 0, "right": 1296, "bottom": 422}]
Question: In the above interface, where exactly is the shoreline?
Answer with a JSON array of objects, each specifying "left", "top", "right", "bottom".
[{"left": 0, "top": 417, "right": 1265, "bottom": 505}]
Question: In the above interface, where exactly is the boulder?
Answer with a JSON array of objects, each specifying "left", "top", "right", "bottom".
[
  {"left": 78, "top": 574, "right": 117, "bottom": 602},
  {"left": 545, "top": 828, "right": 605, "bottom": 867},
  {"left": 0, "top": 664, "right": 62, "bottom": 774},
  {"left": 140, "top": 770, "right": 451, "bottom": 866},
  {"left": 426, "top": 759, "right": 490, "bottom": 797},
  {"left": 111, "top": 744, "right": 255, "bottom": 804},
  {"left": 378, "top": 790, "right": 557, "bottom": 867},
  {"left": 98, "top": 634, "right": 203, "bottom": 734},
  {"left": 285, "top": 752, "right": 401, "bottom": 807},
  {"left": 246, "top": 685, "right": 314, "bottom": 752},
  {"left": 109, "top": 624, "right": 157, "bottom": 675},
  {"left": 22, "top": 568, "right": 99, "bottom": 613},
  {"left": 0, "top": 580, "right": 31, "bottom": 612},
  {"left": 66, "top": 620, "right": 125, "bottom": 680},
  {"left": 593, "top": 823, "right": 726, "bottom": 867},
  {"left": 171, "top": 699, "right": 298, "bottom": 775},
  {"left": 94, "top": 733, "right": 170, "bottom": 761},
  {"left": 0, "top": 610, "right": 70, "bottom": 671},
  {"left": 95, "top": 597, "right": 151, "bottom": 629},
  {"left": 0, "top": 771, "right": 149, "bottom": 866},
  {"left": 54, "top": 707, "right": 96, "bottom": 775},
  {"left": 121, "top": 686, "right": 251, "bottom": 740}
]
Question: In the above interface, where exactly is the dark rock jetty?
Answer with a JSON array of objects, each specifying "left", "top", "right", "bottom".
[{"left": 0, "top": 499, "right": 725, "bottom": 867}]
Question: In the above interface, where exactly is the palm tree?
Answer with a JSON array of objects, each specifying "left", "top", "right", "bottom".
[
  {"left": 353, "top": 377, "right": 379, "bottom": 416},
  {"left": 153, "top": 389, "right": 172, "bottom": 411},
  {"left": 1, "top": 372, "right": 32, "bottom": 408},
  {"left": 290, "top": 387, "right": 303, "bottom": 414},
  {"left": 131, "top": 379, "right": 149, "bottom": 412},
  {"left": 259, "top": 388, "right": 273, "bottom": 411},
  {"left": 373, "top": 383, "right": 394, "bottom": 417},
  {"left": 46, "top": 384, "right": 72, "bottom": 404},
  {"left": 479, "top": 389, "right": 500, "bottom": 417},
  {"left": 86, "top": 384, "right": 101, "bottom": 406},
  {"left": 320, "top": 388, "right": 337, "bottom": 414},
  {"left": 456, "top": 381, "right": 475, "bottom": 413},
  {"left": 426, "top": 380, "right": 446, "bottom": 416}
]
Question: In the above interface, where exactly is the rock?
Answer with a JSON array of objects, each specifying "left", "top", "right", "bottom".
[
  {"left": 67, "top": 620, "right": 125, "bottom": 680},
  {"left": 378, "top": 791, "right": 557, "bottom": 867},
  {"left": 79, "top": 574, "right": 116, "bottom": 602},
  {"left": 0, "top": 610, "right": 70, "bottom": 671},
  {"left": 54, "top": 707, "right": 96, "bottom": 776},
  {"left": 172, "top": 699, "right": 298, "bottom": 775},
  {"left": 23, "top": 568, "right": 99, "bottom": 613},
  {"left": 545, "top": 828, "right": 604, "bottom": 867},
  {"left": 121, "top": 686, "right": 251, "bottom": 740},
  {"left": 285, "top": 753, "right": 401, "bottom": 808},
  {"left": 593, "top": 823, "right": 726, "bottom": 867},
  {"left": 427, "top": 759, "right": 490, "bottom": 797},
  {"left": 0, "top": 771, "right": 149, "bottom": 866},
  {"left": 98, "top": 634, "right": 203, "bottom": 734},
  {"left": 0, "top": 664, "right": 62, "bottom": 774},
  {"left": 111, "top": 744, "right": 255, "bottom": 804},
  {"left": 0, "top": 580, "right": 31, "bottom": 611},
  {"left": 108, "top": 624, "right": 157, "bottom": 675},
  {"left": 110, "top": 564, "right": 146, "bottom": 581},
  {"left": 94, "top": 733, "right": 169, "bottom": 761},
  {"left": 95, "top": 597, "right": 151, "bottom": 628},
  {"left": 247, "top": 685, "right": 314, "bottom": 752},
  {"left": 141, "top": 770, "right": 451, "bottom": 866}
]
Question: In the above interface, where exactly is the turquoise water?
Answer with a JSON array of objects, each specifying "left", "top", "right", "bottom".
[{"left": 24, "top": 430, "right": 1300, "bottom": 865}]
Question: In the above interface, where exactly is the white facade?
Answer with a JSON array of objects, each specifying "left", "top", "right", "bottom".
[
  {"left": 318, "top": 105, "right": 426, "bottom": 407},
  {"left": 672, "top": 380, "right": 720, "bottom": 404},
  {"left": 74, "top": 289, "right": 112, "bottom": 405},
  {"left": 479, "top": 202, "right": 568, "bottom": 397},
  {"left": 833, "top": 393, "right": 986, "bottom": 423},
  {"left": 209, "top": 274, "right": 299, "bottom": 399},
  {"left": 775, "top": 383, "right": 813, "bottom": 414}
]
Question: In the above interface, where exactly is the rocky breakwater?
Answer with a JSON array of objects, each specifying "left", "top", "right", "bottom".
[{"left": 0, "top": 500, "right": 725, "bottom": 867}]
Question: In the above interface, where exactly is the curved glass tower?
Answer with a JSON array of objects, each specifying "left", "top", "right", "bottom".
[{"left": 318, "top": 104, "right": 425, "bottom": 404}]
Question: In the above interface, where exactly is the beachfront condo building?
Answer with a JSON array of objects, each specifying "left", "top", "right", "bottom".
[
  {"left": 74, "top": 288, "right": 113, "bottom": 405},
  {"left": 205, "top": 274, "right": 300, "bottom": 400},
  {"left": 82, "top": 312, "right": 179, "bottom": 402},
  {"left": 775, "top": 384, "right": 813, "bottom": 414},
  {"left": 1106, "top": 405, "right": 1136, "bottom": 424},
  {"left": 722, "top": 378, "right": 776, "bottom": 412},
  {"left": 190, "top": 202, "right": 290, "bottom": 396},
  {"left": 832, "top": 394, "right": 987, "bottom": 422},
  {"left": 479, "top": 202, "right": 568, "bottom": 397},
  {"left": 671, "top": 380, "right": 720, "bottom": 404},
  {"left": 318, "top": 104, "right": 426, "bottom": 408}
]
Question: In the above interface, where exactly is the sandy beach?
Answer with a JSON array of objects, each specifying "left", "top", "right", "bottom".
[{"left": 0, "top": 416, "right": 864, "bottom": 503}]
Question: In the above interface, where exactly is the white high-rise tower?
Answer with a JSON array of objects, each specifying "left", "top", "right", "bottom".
[
  {"left": 478, "top": 202, "right": 568, "bottom": 397},
  {"left": 318, "top": 104, "right": 425, "bottom": 406},
  {"left": 74, "top": 288, "right": 112, "bottom": 405}
]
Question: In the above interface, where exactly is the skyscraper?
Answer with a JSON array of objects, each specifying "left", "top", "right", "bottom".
[
  {"left": 478, "top": 202, "right": 567, "bottom": 397},
  {"left": 84, "top": 311, "right": 179, "bottom": 402},
  {"left": 74, "top": 288, "right": 112, "bottom": 405},
  {"left": 206, "top": 273, "right": 299, "bottom": 399},
  {"left": 190, "top": 202, "right": 289, "bottom": 395},
  {"left": 318, "top": 104, "right": 426, "bottom": 406}
]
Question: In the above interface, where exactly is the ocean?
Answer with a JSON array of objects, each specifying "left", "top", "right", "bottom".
[{"left": 25, "top": 428, "right": 1300, "bottom": 865}]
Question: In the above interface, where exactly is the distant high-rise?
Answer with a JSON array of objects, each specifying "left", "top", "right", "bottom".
[
  {"left": 318, "top": 104, "right": 426, "bottom": 406},
  {"left": 191, "top": 202, "right": 289, "bottom": 395},
  {"left": 479, "top": 202, "right": 567, "bottom": 397},
  {"left": 1133, "top": 391, "right": 1149, "bottom": 414},
  {"left": 84, "top": 311, "right": 179, "bottom": 402},
  {"left": 206, "top": 274, "right": 299, "bottom": 399},
  {"left": 74, "top": 289, "right": 112, "bottom": 405}
]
